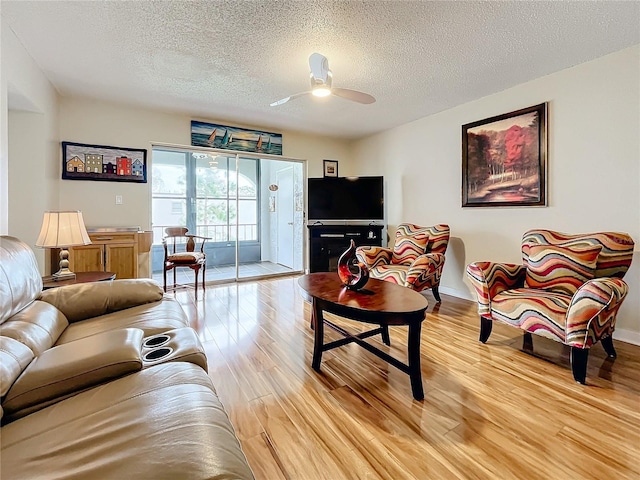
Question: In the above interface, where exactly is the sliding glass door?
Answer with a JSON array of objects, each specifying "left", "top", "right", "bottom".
[{"left": 151, "top": 145, "right": 304, "bottom": 285}]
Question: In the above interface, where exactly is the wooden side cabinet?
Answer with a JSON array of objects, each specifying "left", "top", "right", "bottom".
[{"left": 69, "top": 231, "right": 139, "bottom": 279}]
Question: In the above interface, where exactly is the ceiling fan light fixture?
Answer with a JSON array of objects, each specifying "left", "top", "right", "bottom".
[
  {"left": 270, "top": 53, "right": 374, "bottom": 106},
  {"left": 312, "top": 86, "right": 332, "bottom": 97}
]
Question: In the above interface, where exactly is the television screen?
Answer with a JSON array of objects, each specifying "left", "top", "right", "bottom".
[{"left": 308, "top": 176, "right": 384, "bottom": 221}]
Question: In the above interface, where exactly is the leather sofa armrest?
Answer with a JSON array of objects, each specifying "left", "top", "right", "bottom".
[
  {"left": 466, "top": 262, "right": 526, "bottom": 315},
  {"left": 38, "top": 279, "right": 164, "bottom": 322},
  {"left": 565, "top": 278, "right": 629, "bottom": 348},
  {"left": 355, "top": 246, "right": 393, "bottom": 268},
  {"left": 2, "top": 328, "right": 144, "bottom": 419}
]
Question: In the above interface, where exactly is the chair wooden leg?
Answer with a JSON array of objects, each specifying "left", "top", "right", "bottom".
[
  {"left": 601, "top": 336, "right": 617, "bottom": 358},
  {"left": 202, "top": 263, "right": 206, "bottom": 292},
  {"left": 432, "top": 286, "right": 441, "bottom": 303},
  {"left": 479, "top": 316, "right": 493, "bottom": 343},
  {"left": 194, "top": 266, "right": 199, "bottom": 298},
  {"left": 523, "top": 332, "right": 534, "bottom": 352},
  {"left": 571, "top": 346, "right": 589, "bottom": 384},
  {"left": 163, "top": 267, "right": 167, "bottom": 292},
  {"left": 173, "top": 268, "right": 176, "bottom": 289}
]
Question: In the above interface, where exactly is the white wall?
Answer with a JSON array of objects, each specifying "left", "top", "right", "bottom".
[
  {"left": 0, "top": 18, "right": 7, "bottom": 234},
  {"left": 59, "top": 98, "right": 352, "bottom": 276},
  {"left": 1, "top": 16, "right": 59, "bottom": 271},
  {"left": 352, "top": 45, "right": 640, "bottom": 343},
  {"left": 59, "top": 97, "right": 353, "bottom": 232}
]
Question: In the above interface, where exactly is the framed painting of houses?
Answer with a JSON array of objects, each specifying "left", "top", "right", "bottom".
[
  {"left": 462, "top": 103, "right": 547, "bottom": 207},
  {"left": 191, "top": 120, "right": 283, "bottom": 156},
  {"left": 62, "top": 142, "right": 147, "bottom": 183}
]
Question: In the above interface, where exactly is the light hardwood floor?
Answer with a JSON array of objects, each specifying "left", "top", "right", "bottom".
[{"left": 171, "top": 276, "right": 640, "bottom": 480}]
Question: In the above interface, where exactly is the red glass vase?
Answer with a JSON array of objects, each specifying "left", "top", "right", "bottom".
[{"left": 337, "top": 239, "right": 369, "bottom": 290}]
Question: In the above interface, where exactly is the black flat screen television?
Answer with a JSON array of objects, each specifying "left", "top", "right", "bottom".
[{"left": 308, "top": 176, "right": 384, "bottom": 221}]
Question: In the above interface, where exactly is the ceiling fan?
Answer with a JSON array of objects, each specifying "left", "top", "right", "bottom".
[{"left": 270, "top": 53, "right": 376, "bottom": 107}]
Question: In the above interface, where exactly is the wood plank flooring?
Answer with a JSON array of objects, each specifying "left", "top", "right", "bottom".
[{"left": 172, "top": 276, "right": 640, "bottom": 480}]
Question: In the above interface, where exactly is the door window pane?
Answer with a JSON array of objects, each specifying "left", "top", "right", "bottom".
[
  {"left": 196, "top": 199, "right": 228, "bottom": 241},
  {"left": 152, "top": 151, "right": 187, "bottom": 243},
  {"left": 153, "top": 149, "right": 259, "bottom": 244},
  {"left": 238, "top": 199, "right": 257, "bottom": 241},
  {"left": 195, "top": 154, "right": 229, "bottom": 197}
]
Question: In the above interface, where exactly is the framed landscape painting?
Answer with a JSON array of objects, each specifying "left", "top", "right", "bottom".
[
  {"left": 462, "top": 103, "right": 547, "bottom": 207},
  {"left": 191, "top": 121, "right": 283, "bottom": 156},
  {"left": 62, "top": 142, "right": 147, "bottom": 183}
]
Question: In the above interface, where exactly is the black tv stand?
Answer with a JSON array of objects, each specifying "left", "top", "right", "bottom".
[{"left": 308, "top": 224, "right": 384, "bottom": 273}]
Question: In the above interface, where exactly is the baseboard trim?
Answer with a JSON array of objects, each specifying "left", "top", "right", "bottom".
[
  {"left": 613, "top": 329, "right": 640, "bottom": 346},
  {"left": 439, "top": 286, "right": 474, "bottom": 301}
]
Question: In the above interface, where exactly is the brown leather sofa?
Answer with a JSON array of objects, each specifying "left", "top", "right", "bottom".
[{"left": 0, "top": 236, "right": 254, "bottom": 479}]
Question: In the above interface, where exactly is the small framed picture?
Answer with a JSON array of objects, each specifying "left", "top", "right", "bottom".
[{"left": 323, "top": 159, "right": 338, "bottom": 177}]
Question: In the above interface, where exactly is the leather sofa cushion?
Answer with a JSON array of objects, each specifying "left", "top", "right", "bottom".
[
  {"left": 0, "top": 236, "right": 43, "bottom": 324},
  {"left": 39, "top": 279, "right": 164, "bottom": 323},
  {"left": 3, "top": 328, "right": 144, "bottom": 420},
  {"left": 55, "top": 298, "right": 189, "bottom": 345},
  {"left": 1, "top": 362, "right": 255, "bottom": 479},
  {"left": 0, "top": 336, "right": 34, "bottom": 397},
  {"left": 0, "top": 301, "right": 68, "bottom": 355}
]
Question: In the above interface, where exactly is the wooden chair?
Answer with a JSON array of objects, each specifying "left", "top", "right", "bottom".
[{"left": 162, "top": 227, "right": 210, "bottom": 297}]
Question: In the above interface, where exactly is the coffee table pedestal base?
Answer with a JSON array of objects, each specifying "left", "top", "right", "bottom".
[{"left": 311, "top": 298, "right": 424, "bottom": 401}]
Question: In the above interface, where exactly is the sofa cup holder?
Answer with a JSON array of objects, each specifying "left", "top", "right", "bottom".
[
  {"left": 143, "top": 347, "right": 174, "bottom": 362},
  {"left": 143, "top": 334, "right": 171, "bottom": 348}
]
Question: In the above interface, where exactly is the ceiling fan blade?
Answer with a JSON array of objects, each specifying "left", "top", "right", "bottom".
[
  {"left": 270, "top": 91, "right": 311, "bottom": 106},
  {"left": 309, "top": 53, "right": 329, "bottom": 82},
  {"left": 331, "top": 87, "right": 376, "bottom": 104}
]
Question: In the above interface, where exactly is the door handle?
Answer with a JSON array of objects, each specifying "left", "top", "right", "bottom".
[{"left": 288, "top": 222, "right": 293, "bottom": 226}]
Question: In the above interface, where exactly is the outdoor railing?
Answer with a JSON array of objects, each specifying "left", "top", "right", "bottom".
[{"left": 152, "top": 224, "right": 257, "bottom": 244}]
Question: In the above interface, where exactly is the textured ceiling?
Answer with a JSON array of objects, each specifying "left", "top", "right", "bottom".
[{"left": 3, "top": 1, "right": 639, "bottom": 139}]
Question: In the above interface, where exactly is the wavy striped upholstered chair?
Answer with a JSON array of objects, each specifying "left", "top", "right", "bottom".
[
  {"left": 356, "top": 224, "right": 450, "bottom": 302},
  {"left": 467, "top": 229, "right": 634, "bottom": 384}
]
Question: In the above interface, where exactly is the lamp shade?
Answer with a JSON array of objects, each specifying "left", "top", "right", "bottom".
[{"left": 35, "top": 211, "right": 91, "bottom": 248}]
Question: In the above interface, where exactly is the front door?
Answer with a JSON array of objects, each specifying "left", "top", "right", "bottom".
[{"left": 276, "top": 167, "right": 294, "bottom": 268}]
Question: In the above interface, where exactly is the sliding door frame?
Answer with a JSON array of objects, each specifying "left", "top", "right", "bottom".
[{"left": 151, "top": 142, "right": 307, "bottom": 283}]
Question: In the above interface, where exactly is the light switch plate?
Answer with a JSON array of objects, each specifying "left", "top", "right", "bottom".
[{"left": 115, "top": 195, "right": 123, "bottom": 205}]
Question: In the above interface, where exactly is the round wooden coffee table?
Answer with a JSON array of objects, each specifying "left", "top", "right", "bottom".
[{"left": 298, "top": 272, "right": 429, "bottom": 400}]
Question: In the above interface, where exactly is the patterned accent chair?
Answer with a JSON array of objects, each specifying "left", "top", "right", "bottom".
[
  {"left": 466, "top": 229, "right": 634, "bottom": 384},
  {"left": 356, "top": 224, "right": 450, "bottom": 302}
]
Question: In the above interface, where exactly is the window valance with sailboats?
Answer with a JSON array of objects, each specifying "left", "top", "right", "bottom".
[{"left": 191, "top": 120, "right": 282, "bottom": 156}]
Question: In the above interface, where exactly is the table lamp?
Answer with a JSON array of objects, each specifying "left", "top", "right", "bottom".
[{"left": 36, "top": 210, "right": 91, "bottom": 280}]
